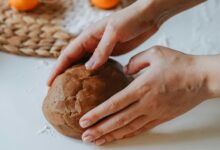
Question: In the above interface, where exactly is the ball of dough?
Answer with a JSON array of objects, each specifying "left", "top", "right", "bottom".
[{"left": 42, "top": 59, "right": 131, "bottom": 139}]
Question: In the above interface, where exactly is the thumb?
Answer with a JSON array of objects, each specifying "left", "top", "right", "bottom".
[
  {"left": 85, "top": 25, "right": 118, "bottom": 70},
  {"left": 124, "top": 51, "right": 150, "bottom": 75}
]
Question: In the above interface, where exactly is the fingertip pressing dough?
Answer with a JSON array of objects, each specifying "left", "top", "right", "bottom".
[{"left": 42, "top": 59, "right": 131, "bottom": 139}]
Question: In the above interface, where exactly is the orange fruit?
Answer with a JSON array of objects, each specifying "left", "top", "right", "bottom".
[
  {"left": 9, "top": 0, "right": 39, "bottom": 11},
  {"left": 91, "top": 0, "right": 119, "bottom": 9}
]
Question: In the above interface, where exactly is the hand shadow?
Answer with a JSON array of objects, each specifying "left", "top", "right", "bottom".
[{"left": 101, "top": 116, "right": 220, "bottom": 149}]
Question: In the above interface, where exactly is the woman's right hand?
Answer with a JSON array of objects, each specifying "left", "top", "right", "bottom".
[{"left": 48, "top": 0, "right": 160, "bottom": 86}]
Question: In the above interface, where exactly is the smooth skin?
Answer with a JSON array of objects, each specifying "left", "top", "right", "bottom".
[{"left": 48, "top": 0, "right": 220, "bottom": 146}]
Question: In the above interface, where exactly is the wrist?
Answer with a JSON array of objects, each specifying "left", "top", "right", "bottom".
[
  {"left": 194, "top": 55, "right": 220, "bottom": 99},
  {"left": 132, "top": 0, "right": 164, "bottom": 30}
]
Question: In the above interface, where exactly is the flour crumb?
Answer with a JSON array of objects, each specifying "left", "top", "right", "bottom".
[
  {"left": 24, "top": 87, "right": 34, "bottom": 94},
  {"left": 35, "top": 60, "right": 51, "bottom": 70},
  {"left": 37, "top": 125, "right": 53, "bottom": 135},
  {"left": 39, "top": 60, "right": 49, "bottom": 66}
]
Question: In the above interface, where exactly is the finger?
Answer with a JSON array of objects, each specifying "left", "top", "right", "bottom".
[
  {"left": 47, "top": 21, "right": 107, "bottom": 86},
  {"left": 47, "top": 38, "right": 85, "bottom": 86},
  {"left": 85, "top": 24, "right": 118, "bottom": 70},
  {"left": 47, "top": 32, "right": 100, "bottom": 86},
  {"left": 93, "top": 115, "right": 151, "bottom": 145},
  {"left": 124, "top": 119, "right": 163, "bottom": 138},
  {"left": 112, "top": 25, "right": 158, "bottom": 56},
  {"left": 125, "top": 45, "right": 166, "bottom": 75},
  {"left": 82, "top": 101, "right": 144, "bottom": 142},
  {"left": 79, "top": 79, "right": 150, "bottom": 129},
  {"left": 124, "top": 51, "right": 150, "bottom": 75}
]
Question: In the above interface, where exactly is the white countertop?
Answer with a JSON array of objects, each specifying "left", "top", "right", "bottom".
[{"left": 0, "top": 1, "right": 220, "bottom": 150}]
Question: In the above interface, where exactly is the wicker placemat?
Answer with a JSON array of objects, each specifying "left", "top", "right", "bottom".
[
  {"left": 0, "top": 0, "right": 74, "bottom": 57},
  {"left": 0, "top": 0, "right": 134, "bottom": 58}
]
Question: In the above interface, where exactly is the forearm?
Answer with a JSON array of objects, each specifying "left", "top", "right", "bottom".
[
  {"left": 137, "top": 0, "right": 207, "bottom": 27},
  {"left": 195, "top": 54, "right": 220, "bottom": 99}
]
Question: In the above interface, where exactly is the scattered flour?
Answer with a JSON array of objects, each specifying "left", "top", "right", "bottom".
[
  {"left": 39, "top": 60, "right": 49, "bottom": 66},
  {"left": 37, "top": 125, "right": 55, "bottom": 136},
  {"left": 62, "top": 0, "right": 134, "bottom": 35}
]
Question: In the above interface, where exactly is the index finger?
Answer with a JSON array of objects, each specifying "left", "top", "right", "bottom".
[
  {"left": 47, "top": 19, "right": 108, "bottom": 86},
  {"left": 79, "top": 78, "right": 150, "bottom": 128},
  {"left": 47, "top": 37, "right": 85, "bottom": 86}
]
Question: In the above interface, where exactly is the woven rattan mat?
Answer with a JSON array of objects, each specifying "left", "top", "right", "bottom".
[
  {"left": 0, "top": 0, "right": 134, "bottom": 58},
  {"left": 0, "top": 0, "right": 76, "bottom": 57}
]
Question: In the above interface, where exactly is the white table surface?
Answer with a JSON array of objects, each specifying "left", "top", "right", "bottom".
[{"left": 0, "top": 1, "right": 220, "bottom": 150}]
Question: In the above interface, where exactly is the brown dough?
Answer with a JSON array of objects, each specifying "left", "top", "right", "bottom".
[{"left": 42, "top": 59, "right": 131, "bottom": 139}]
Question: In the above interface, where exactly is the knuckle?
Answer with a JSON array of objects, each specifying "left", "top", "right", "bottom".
[
  {"left": 107, "top": 21, "right": 118, "bottom": 33},
  {"left": 148, "top": 45, "right": 163, "bottom": 56},
  {"left": 126, "top": 123, "right": 138, "bottom": 132},
  {"left": 88, "top": 113, "right": 99, "bottom": 122},
  {"left": 110, "top": 131, "right": 124, "bottom": 140},
  {"left": 105, "top": 134, "right": 115, "bottom": 142},
  {"left": 135, "top": 85, "right": 150, "bottom": 98},
  {"left": 108, "top": 100, "right": 120, "bottom": 112},
  {"left": 90, "top": 127, "right": 104, "bottom": 137},
  {"left": 115, "top": 116, "right": 128, "bottom": 126}
]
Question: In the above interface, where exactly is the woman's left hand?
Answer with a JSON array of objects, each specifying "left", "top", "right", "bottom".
[{"left": 79, "top": 46, "right": 212, "bottom": 145}]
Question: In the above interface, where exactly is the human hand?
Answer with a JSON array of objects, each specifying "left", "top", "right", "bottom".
[
  {"left": 79, "top": 46, "right": 213, "bottom": 145},
  {"left": 48, "top": 0, "right": 160, "bottom": 86},
  {"left": 47, "top": 0, "right": 206, "bottom": 86}
]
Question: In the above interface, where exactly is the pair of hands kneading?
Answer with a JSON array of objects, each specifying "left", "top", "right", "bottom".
[{"left": 44, "top": 0, "right": 220, "bottom": 146}]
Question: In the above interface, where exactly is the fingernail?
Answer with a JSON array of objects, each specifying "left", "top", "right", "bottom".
[
  {"left": 83, "top": 135, "right": 94, "bottom": 143},
  {"left": 80, "top": 120, "right": 92, "bottom": 128},
  {"left": 85, "top": 58, "right": 95, "bottom": 70},
  {"left": 95, "top": 138, "right": 106, "bottom": 146}
]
